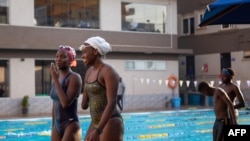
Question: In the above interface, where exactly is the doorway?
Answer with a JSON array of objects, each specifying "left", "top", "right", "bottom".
[{"left": 220, "top": 52, "right": 231, "bottom": 70}]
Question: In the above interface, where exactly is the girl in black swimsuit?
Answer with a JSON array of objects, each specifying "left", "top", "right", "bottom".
[{"left": 50, "top": 45, "right": 82, "bottom": 141}]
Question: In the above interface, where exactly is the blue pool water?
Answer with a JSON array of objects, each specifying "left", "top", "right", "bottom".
[{"left": 0, "top": 109, "right": 250, "bottom": 141}]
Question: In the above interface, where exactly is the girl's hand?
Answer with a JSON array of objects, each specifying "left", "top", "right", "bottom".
[
  {"left": 50, "top": 62, "right": 59, "bottom": 81},
  {"left": 86, "top": 129, "right": 100, "bottom": 141}
]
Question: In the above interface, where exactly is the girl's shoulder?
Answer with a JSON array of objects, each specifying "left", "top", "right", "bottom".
[{"left": 68, "top": 72, "right": 82, "bottom": 82}]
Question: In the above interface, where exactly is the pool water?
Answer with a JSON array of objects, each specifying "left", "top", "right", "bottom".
[{"left": 0, "top": 109, "right": 250, "bottom": 141}]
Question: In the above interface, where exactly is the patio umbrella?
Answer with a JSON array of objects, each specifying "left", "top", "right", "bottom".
[{"left": 199, "top": 0, "right": 250, "bottom": 27}]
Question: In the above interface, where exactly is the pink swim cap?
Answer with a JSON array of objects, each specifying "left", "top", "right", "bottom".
[{"left": 58, "top": 45, "right": 76, "bottom": 66}]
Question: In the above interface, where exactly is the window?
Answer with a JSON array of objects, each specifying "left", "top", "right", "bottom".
[
  {"left": 199, "top": 14, "right": 203, "bottom": 24},
  {"left": 121, "top": 2, "right": 167, "bottom": 33},
  {"left": 183, "top": 18, "right": 189, "bottom": 34},
  {"left": 0, "top": 60, "right": 8, "bottom": 97},
  {"left": 183, "top": 17, "right": 195, "bottom": 35},
  {"left": 147, "top": 61, "right": 154, "bottom": 70},
  {"left": 34, "top": 0, "right": 99, "bottom": 29},
  {"left": 190, "top": 17, "right": 194, "bottom": 34},
  {"left": 125, "top": 60, "right": 166, "bottom": 70},
  {"left": 0, "top": 0, "right": 8, "bottom": 24},
  {"left": 221, "top": 24, "right": 232, "bottom": 29},
  {"left": 125, "top": 61, "right": 135, "bottom": 70},
  {"left": 35, "top": 60, "right": 52, "bottom": 96}
]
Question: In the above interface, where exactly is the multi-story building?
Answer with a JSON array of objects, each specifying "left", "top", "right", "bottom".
[
  {"left": 177, "top": 0, "right": 250, "bottom": 106},
  {"left": 0, "top": 0, "right": 193, "bottom": 116}
]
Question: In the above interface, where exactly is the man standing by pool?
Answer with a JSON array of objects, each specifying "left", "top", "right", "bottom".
[
  {"left": 219, "top": 68, "right": 245, "bottom": 117},
  {"left": 198, "top": 81, "right": 237, "bottom": 141},
  {"left": 117, "top": 77, "right": 126, "bottom": 111}
]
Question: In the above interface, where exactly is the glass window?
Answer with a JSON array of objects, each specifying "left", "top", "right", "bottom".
[
  {"left": 155, "top": 61, "right": 166, "bottom": 70},
  {"left": 35, "top": 60, "right": 52, "bottom": 96},
  {"left": 34, "top": 0, "right": 99, "bottom": 29},
  {"left": 125, "top": 61, "right": 135, "bottom": 70},
  {"left": 135, "top": 61, "right": 145, "bottom": 70},
  {"left": 125, "top": 60, "right": 166, "bottom": 70},
  {"left": 221, "top": 24, "right": 232, "bottom": 29},
  {"left": 199, "top": 14, "right": 203, "bottom": 24},
  {"left": 0, "top": 60, "right": 8, "bottom": 97},
  {"left": 147, "top": 61, "right": 155, "bottom": 70},
  {"left": 121, "top": 2, "right": 167, "bottom": 33},
  {"left": 190, "top": 17, "right": 194, "bottom": 34},
  {"left": 0, "top": 0, "right": 8, "bottom": 24},
  {"left": 183, "top": 18, "right": 188, "bottom": 34}
]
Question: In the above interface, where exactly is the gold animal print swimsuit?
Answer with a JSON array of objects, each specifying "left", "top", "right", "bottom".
[{"left": 84, "top": 65, "right": 122, "bottom": 127}]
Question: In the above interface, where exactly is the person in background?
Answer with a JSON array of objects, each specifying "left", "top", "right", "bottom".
[
  {"left": 117, "top": 77, "right": 126, "bottom": 111},
  {"left": 219, "top": 68, "right": 245, "bottom": 117},
  {"left": 50, "top": 45, "right": 82, "bottom": 141},
  {"left": 198, "top": 81, "right": 237, "bottom": 141},
  {"left": 79, "top": 36, "right": 124, "bottom": 141}
]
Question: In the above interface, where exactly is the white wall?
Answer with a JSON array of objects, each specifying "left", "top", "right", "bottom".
[
  {"left": 9, "top": 0, "right": 34, "bottom": 26},
  {"left": 194, "top": 54, "right": 221, "bottom": 87},
  {"left": 231, "top": 51, "right": 250, "bottom": 88},
  {"left": 179, "top": 54, "right": 223, "bottom": 90},
  {"left": 194, "top": 52, "right": 250, "bottom": 89},
  {"left": 192, "top": 52, "right": 250, "bottom": 106},
  {"left": 195, "top": 54, "right": 220, "bottom": 77},
  {"left": 105, "top": 59, "right": 179, "bottom": 97},
  {"left": 9, "top": 58, "right": 35, "bottom": 98},
  {"left": 166, "top": 0, "right": 177, "bottom": 35}
]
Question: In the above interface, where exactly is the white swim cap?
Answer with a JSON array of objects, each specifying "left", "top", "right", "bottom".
[{"left": 79, "top": 36, "right": 112, "bottom": 55}]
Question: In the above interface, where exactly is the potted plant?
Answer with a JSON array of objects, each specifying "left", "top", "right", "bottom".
[
  {"left": 21, "top": 95, "right": 29, "bottom": 115},
  {"left": 167, "top": 75, "right": 181, "bottom": 108}
]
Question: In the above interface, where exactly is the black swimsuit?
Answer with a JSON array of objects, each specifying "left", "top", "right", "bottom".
[
  {"left": 50, "top": 73, "right": 79, "bottom": 137},
  {"left": 213, "top": 118, "right": 231, "bottom": 141}
]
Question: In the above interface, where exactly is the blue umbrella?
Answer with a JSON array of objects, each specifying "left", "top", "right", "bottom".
[{"left": 199, "top": 0, "right": 250, "bottom": 27}]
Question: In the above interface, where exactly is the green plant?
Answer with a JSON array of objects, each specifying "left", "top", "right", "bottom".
[{"left": 21, "top": 95, "right": 29, "bottom": 108}]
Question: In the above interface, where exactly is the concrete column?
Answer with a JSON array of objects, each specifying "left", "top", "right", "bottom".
[
  {"left": 9, "top": 0, "right": 34, "bottom": 26},
  {"left": 9, "top": 58, "right": 35, "bottom": 98},
  {"left": 100, "top": 0, "right": 121, "bottom": 31}
]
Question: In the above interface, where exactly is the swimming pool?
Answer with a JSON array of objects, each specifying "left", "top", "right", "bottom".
[{"left": 0, "top": 109, "right": 249, "bottom": 141}]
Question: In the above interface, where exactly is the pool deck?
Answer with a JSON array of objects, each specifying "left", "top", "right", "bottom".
[{"left": 0, "top": 105, "right": 213, "bottom": 119}]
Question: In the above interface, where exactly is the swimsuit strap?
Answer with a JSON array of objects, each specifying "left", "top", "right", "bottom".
[
  {"left": 86, "top": 64, "right": 105, "bottom": 82},
  {"left": 62, "top": 72, "right": 72, "bottom": 91},
  {"left": 96, "top": 64, "right": 105, "bottom": 80}
]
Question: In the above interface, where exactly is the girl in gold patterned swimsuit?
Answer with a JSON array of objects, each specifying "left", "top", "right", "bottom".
[{"left": 79, "top": 36, "right": 124, "bottom": 141}]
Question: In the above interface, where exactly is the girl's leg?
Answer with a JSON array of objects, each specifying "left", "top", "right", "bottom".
[{"left": 100, "top": 117, "right": 124, "bottom": 141}]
